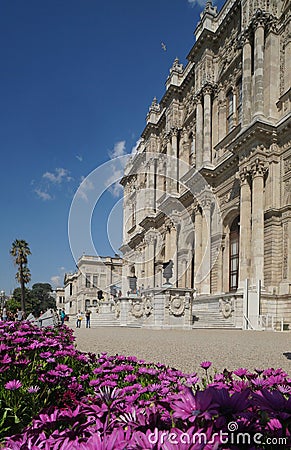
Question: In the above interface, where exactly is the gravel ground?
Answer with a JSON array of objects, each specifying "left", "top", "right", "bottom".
[{"left": 72, "top": 326, "right": 291, "bottom": 375}]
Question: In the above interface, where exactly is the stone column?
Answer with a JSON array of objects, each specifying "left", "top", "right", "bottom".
[
  {"left": 180, "top": 129, "right": 191, "bottom": 179},
  {"left": 264, "top": 20, "right": 280, "bottom": 120},
  {"left": 146, "top": 158, "right": 156, "bottom": 213},
  {"left": 253, "top": 16, "right": 265, "bottom": 118},
  {"left": 212, "top": 94, "right": 219, "bottom": 148},
  {"left": 232, "top": 85, "right": 238, "bottom": 125},
  {"left": 203, "top": 85, "right": 212, "bottom": 164},
  {"left": 242, "top": 31, "right": 252, "bottom": 126},
  {"left": 144, "top": 243, "right": 150, "bottom": 287},
  {"left": 166, "top": 135, "right": 175, "bottom": 194},
  {"left": 195, "top": 95, "right": 203, "bottom": 169},
  {"left": 200, "top": 197, "right": 212, "bottom": 294},
  {"left": 251, "top": 160, "right": 266, "bottom": 285},
  {"left": 145, "top": 231, "right": 157, "bottom": 288},
  {"left": 216, "top": 241, "right": 224, "bottom": 293},
  {"left": 217, "top": 84, "right": 226, "bottom": 142},
  {"left": 194, "top": 204, "right": 202, "bottom": 292},
  {"left": 171, "top": 128, "right": 179, "bottom": 193},
  {"left": 156, "top": 158, "right": 165, "bottom": 199},
  {"left": 239, "top": 168, "right": 252, "bottom": 288}
]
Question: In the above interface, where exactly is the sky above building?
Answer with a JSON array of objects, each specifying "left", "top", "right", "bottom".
[{"left": 0, "top": 0, "right": 225, "bottom": 294}]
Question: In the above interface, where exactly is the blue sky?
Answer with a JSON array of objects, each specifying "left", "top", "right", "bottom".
[{"left": 0, "top": 0, "right": 224, "bottom": 294}]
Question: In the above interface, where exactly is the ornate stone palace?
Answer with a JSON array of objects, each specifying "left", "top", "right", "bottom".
[
  {"left": 63, "top": 255, "right": 122, "bottom": 320},
  {"left": 119, "top": 0, "right": 291, "bottom": 330}
]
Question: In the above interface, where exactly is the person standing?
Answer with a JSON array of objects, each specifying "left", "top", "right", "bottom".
[
  {"left": 2, "top": 307, "right": 7, "bottom": 321},
  {"left": 85, "top": 309, "right": 91, "bottom": 328},
  {"left": 60, "top": 308, "right": 66, "bottom": 325},
  {"left": 76, "top": 310, "right": 82, "bottom": 328},
  {"left": 16, "top": 309, "right": 23, "bottom": 321}
]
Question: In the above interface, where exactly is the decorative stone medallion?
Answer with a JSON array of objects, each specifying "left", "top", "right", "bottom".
[
  {"left": 130, "top": 300, "right": 144, "bottom": 318},
  {"left": 169, "top": 295, "right": 185, "bottom": 316}
]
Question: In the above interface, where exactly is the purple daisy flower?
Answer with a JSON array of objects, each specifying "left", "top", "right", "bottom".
[
  {"left": 200, "top": 361, "right": 212, "bottom": 370},
  {"left": 5, "top": 379, "right": 22, "bottom": 390},
  {"left": 27, "top": 385, "right": 40, "bottom": 394}
]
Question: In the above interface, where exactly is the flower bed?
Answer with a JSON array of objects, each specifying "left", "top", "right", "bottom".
[{"left": 0, "top": 321, "right": 290, "bottom": 449}]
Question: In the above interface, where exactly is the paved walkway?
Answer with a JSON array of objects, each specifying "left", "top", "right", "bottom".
[{"left": 73, "top": 327, "right": 291, "bottom": 375}]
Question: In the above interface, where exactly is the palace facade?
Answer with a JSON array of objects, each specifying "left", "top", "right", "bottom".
[
  {"left": 120, "top": 0, "right": 291, "bottom": 329},
  {"left": 64, "top": 255, "right": 122, "bottom": 316}
]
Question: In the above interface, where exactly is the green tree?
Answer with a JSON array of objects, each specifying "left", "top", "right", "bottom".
[
  {"left": 30, "top": 283, "right": 56, "bottom": 316},
  {"left": 10, "top": 287, "right": 33, "bottom": 315},
  {"left": 10, "top": 239, "right": 31, "bottom": 313}
]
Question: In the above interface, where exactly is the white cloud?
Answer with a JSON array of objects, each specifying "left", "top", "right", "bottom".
[
  {"left": 131, "top": 138, "right": 142, "bottom": 156},
  {"left": 109, "top": 141, "right": 126, "bottom": 159},
  {"left": 35, "top": 189, "right": 52, "bottom": 201},
  {"left": 43, "top": 168, "right": 72, "bottom": 184},
  {"left": 106, "top": 141, "right": 129, "bottom": 198},
  {"left": 188, "top": 0, "right": 206, "bottom": 7},
  {"left": 51, "top": 266, "right": 66, "bottom": 288},
  {"left": 51, "top": 275, "right": 62, "bottom": 287},
  {"left": 106, "top": 169, "right": 124, "bottom": 198},
  {"left": 76, "top": 176, "right": 95, "bottom": 202}
]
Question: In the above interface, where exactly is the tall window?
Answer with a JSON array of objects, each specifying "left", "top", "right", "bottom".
[
  {"left": 229, "top": 217, "right": 240, "bottom": 291},
  {"left": 85, "top": 299, "right": 90, "bottom": 308},
  {"left": 85, "top": 274, "right": 91, "bottom": 288},
  {"left": 236, "top": 79, "right": 242, "bottom": 125},
  {"left": 93, "top": 275, "right": 98, "bottom": 288},
  {"left": 227, "top": 90, "right": 234, "bottom": 133}
]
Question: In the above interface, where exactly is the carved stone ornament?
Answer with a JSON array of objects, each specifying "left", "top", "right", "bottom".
[
  {"left": 112, "top": 300, "right": 120, "bottom": 319},
  {"left": 284, "top": 156, "right": 291, "bottom": 174},
  {"left": 130, "top": 300, "right": 144, "bottom": 318},
  {"left": 144, "top": 296, "right": 153, "bottom": 316},
  {"left": 218, "top": 297, "right": 234, "bottom": 318},
  {"left": 169, "top": 295, "right": 185, "bottom": 316}
]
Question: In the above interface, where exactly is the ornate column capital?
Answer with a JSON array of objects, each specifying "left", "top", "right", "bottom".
[
  {"left": 171, "top": 127, "right": 179, "bottom": 137},
  {"left": 194, "top": 93, "right": 203, "bottom": 105},
  {"left": 193, "top": 201, "right": 202, "bottom": 215},
  {"left": 252, "top": 9, "right": 268, "bottom": 30},
  {"left": 238, "top": 29, "right": 251, "bottom": 47},
  {"left": 251, "top": 158, "right": 268, "bottom": 178},
  {"left": 202, "top": 83, "right": 213, "bottom": 97},
  {"left": 239, "top": 167, "right": 251, "bottom": 184},
  {"left": 144, "top": 229, "right": 158, "bottom": 245},
  {"left": 165, "top": 218, "right": 174, "bottom": 232}
]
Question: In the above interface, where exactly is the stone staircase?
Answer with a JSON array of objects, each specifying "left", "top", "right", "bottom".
[
  {"left": 192, "top": 309, "right": 237, "bottom": 328},
  {"left": 90, "top": 312, "right": 119, "bottom": 327}
]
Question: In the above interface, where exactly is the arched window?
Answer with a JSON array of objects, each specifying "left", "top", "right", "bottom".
[{"left": 229, "top": 217, "right": 240, "bottom": 291}]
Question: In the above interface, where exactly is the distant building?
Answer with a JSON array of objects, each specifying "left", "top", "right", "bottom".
[
  {"left": 64, "top": 255, "right": 122, "bottom": 315},
  {"left": 120, "top": 0, "right": 291, "bottom": 329},
  {"left": 55, "top": 287, "right": 65, "bottom": 311}
]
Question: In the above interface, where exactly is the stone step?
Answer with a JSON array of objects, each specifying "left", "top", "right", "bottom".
[{"left": 192, "top": 310, "right": 237, "bottom": 329}]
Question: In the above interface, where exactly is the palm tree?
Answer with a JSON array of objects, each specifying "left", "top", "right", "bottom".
[{"left": 10, "top": 239, "right": 31, "bottom": 313}]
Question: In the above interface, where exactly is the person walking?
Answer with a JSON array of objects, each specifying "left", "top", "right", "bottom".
[
  {"left": 85, "top": 309, "right": 91, "bottom": 328},
  {"left": 76, "top": 310, "right": 82, "bottom": 328},
  {"left": 60, "top": 308, "right": 66, "bottom": 325}
]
